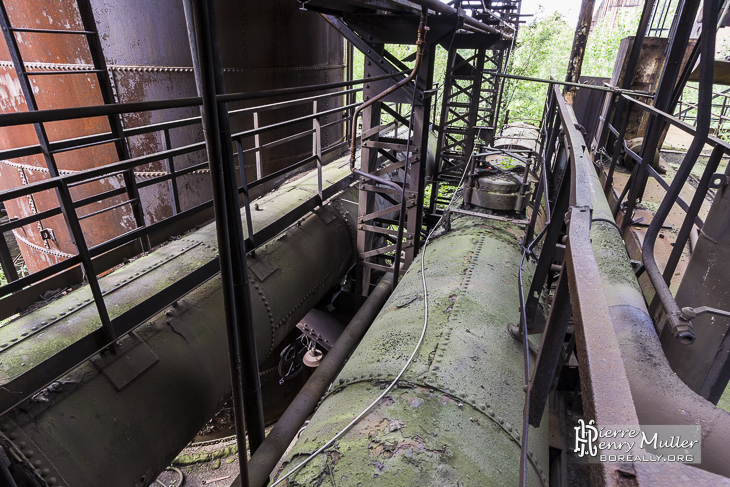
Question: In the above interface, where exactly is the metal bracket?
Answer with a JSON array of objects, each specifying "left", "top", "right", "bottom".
[
  {"left": 91, "top": 332, "right": 158, "bottom": 391},
  {"left": 681, "top": 306, "right": 730, "bottom": 320},
  {"left": 710, "top": 173, "right": 729, "bottom": 189},
  {"left": 39, "top": 227, "right": 55, "bottom": 242}
]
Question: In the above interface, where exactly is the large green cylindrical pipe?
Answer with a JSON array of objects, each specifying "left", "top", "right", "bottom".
[
  {"left": 591, "top": 220, "right": 730, "bottom": 478},
  {"left": 272, "top": 214, "right": 549, "bottom": 486},
  {"left": 0, "top": 165, "right": 357, "bottom": 487},
  {"left": 576, "top": 123, "right": 730, "bottom": 477}
]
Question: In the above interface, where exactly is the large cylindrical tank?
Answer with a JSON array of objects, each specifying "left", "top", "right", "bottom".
[
  {"left": 0, "top": 163, "right": 357, "bottom": 487},
  {"left": 273, "top": 212, "right": 549, "bottom": 486},
  {"left": 0, "top": 0, "right": 344, "bottom": 273}
]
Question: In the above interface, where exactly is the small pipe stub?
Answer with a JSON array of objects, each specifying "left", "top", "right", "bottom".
[{"left": 672, "top": 314, "right": 696, "bottom": 345}]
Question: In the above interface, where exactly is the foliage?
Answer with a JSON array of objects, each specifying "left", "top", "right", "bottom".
[
  {"left": 581, "top": 8, "right": 642, "bottom": 77},
  {"left": 501, "top": 7, "right": 641, "bottom": 126},
  {"left": 347, "top": 7, "right": 644, "bottom": 136},
  {"left": 501, "top": 10, "right": 573, "bottom": 124}
]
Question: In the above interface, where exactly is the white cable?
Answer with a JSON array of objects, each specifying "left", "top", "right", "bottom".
[{"left": 270, "top": 129, "right": 481, "bottom": 487}]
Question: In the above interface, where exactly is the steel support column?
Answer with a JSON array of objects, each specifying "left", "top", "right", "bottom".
[
  {"left": 353, "top": 24, "right": 433, "bottom": 293},
  {"left": 185, "top": 1, "right": 264, "bottom": 484}
]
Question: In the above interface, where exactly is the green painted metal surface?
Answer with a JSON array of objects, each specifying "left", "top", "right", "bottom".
[{"left": 274, "top": 213, "right": 549, "bottom": 486}]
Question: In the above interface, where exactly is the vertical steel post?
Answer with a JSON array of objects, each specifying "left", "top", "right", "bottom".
[
  {"left": 622, "top": 0, "right": 701, "bottom": 232},
  {"left": 235, "top": 137, "right": 256, "bottom": 247},
  {"left": 184, "top": 1, "right": 265, "bottom": 484},
  {"left": 564, "top": 0, "right": 595, "bottom": 105},
  {"left": 313, "top": 100, "right": 323, "bottom": 201},
  {"left": 253, "top": 112, "right": 263, "bottom": 180},
  {"left": 163, "top": 128, "right": 182, "bottom": 215},
  {"left": 599, "top": 0, "right": 654, "bottom": 152},
  {"left": 346, "top": 40, "right": 354, "bottom": 147},
  {"left": 0, "top": 233, "right": 18, "bottom": 283}
]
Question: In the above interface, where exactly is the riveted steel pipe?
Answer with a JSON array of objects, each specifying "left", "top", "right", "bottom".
[
  {"left": 0, "top": 164, "right": 358, "bottom": 487},
  {"left": 272, "top": 213, "right": 549, "bottom": 486}
]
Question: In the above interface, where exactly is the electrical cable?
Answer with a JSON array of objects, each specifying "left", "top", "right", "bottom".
[
  {"left": 516, "top": 154, "right": 552, "bottom": 487},
  {"left": 270, "top": 126, "right": 482, "bottom": 487},
  {"left": 154, "top": 467, "right": 185, "bottom": 487}
]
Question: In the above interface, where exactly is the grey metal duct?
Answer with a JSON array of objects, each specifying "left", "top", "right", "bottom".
[{"left": 0, "top": 164, "right": 357, "bottom": 487}]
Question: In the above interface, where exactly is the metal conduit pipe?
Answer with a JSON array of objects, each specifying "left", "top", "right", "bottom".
[
  {"left": 348, "top": 10, "right": 427, "bottom": 169},
  {"left": 0, "top": 164, "right": 359, "bottom": 487},
  {"left": 271, "top": 213, "right": 550, "bottom": 486},
  {"left": 641, "top": 0, "right": 719, "bottom": 344},
  {"left": 406, "top": 0, "right": 513, "bottom": 38},
  {"left": 242, "top": 275, "right": 393, "bottom": 487},
  {"left": 578, "top": 136, "right": 730, "bottom": 477}
]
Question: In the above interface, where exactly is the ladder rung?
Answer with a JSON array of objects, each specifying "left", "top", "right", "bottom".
[
  {"left": 10, "top": 27, "right": 95, "bottom": 35},
  {"left": 24, "top": 69, "right": 105, "bottom": 76}
]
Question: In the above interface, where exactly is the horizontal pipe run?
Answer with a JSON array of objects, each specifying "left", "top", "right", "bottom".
[
  {"left": 406, "top": 0, "right": 513, "bottom": 38},
  {"left": 592, "top": 220, "right": 730, "bottom": 478},
  {"left": 0, "top": 170, "right": 359, "bottom": 486},
  {"left": 622, "top": 93, "right": 730, "bottom": 156},
  {"left": 493, "top": 72, "right": 654, "bottom": 96},
  {"left": 556, "top": 91, "right": 730, "bottom": 477},
  {"left": 271, "top": 212, "right": 550, "bottom": 486},
  {"left": 0, "top": 137, "right": 354, "bottom": 302},
  {"left": 245, "top": 276, "right": 393, "bottom": 487}
]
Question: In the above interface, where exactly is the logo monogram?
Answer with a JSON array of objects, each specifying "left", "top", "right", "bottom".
[{"left": 574, "top": 419, "right": 599, "bottom": 457}]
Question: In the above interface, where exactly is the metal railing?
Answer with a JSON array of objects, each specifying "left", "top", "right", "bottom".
[
  {"left": 595, "top": 85, "right": 730, "bottom": 343},
  {"left": 675, "top": 83, "right": 730, "bottom": 138},
  {"left": 0, "top": 70, "right": 412, "bottom": 416}
]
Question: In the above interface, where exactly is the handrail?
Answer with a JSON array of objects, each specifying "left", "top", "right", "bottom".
[{"left": 0, "top": 75, "right": 371, "bottom": 307}]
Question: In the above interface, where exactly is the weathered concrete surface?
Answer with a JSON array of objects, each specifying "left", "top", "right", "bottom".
[{"left": 273, "top": 213, "right": 549, "bottom": 486}]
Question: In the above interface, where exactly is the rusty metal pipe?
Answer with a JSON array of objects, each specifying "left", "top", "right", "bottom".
[
  {"left": 350, "top": 9, "right": 428, "bottom": 170},
  {"left": 348, "top": 10, "right": 428, "bottom": 288},
  {"left": 271, "top": 212, "right": 550, "bottom": 486},
  {"left": 243, "top": 275, "right": 393, "bottom": 487},
  {"left": 567, "top": 100, "right": 730, "bottom": 478},
  {"left": 408, "top": 0, "right": 511, "bottom": 38},
  {"left": 348, "top": 10, "right": 428, "bottom": 170},
  {"left": 641, "top": 0, "right": 718, "bottom": 344}
]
